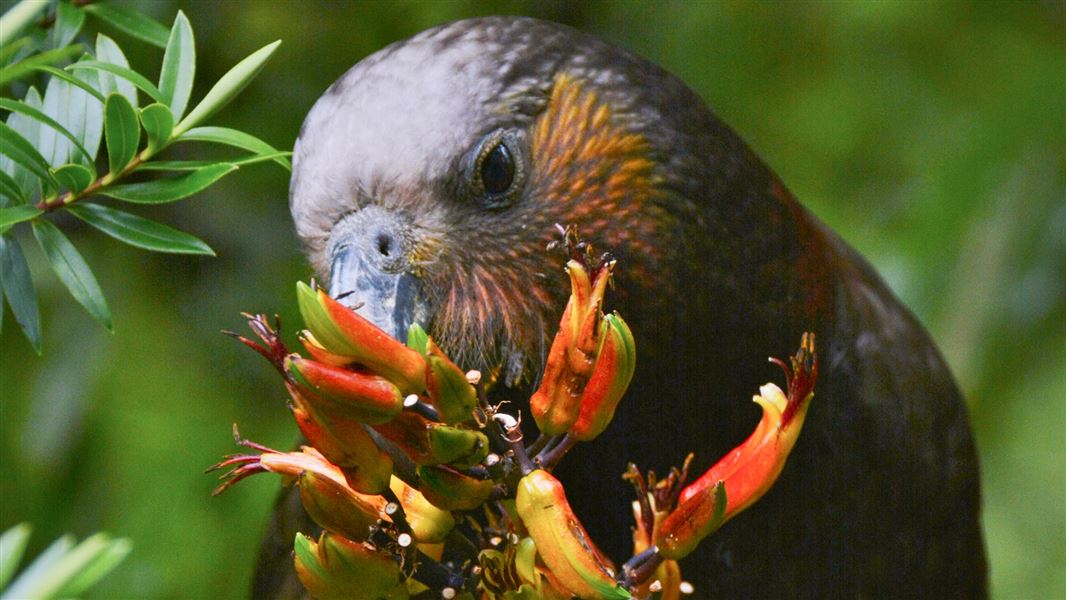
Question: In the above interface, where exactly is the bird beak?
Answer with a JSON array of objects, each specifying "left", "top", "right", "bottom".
[{"left": 326, "top": 207, "right": 425, "bottom": 341}]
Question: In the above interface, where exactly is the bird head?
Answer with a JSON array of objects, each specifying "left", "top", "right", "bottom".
[{"left": 290, "top": 16, "right": 780, "bottom": 389}]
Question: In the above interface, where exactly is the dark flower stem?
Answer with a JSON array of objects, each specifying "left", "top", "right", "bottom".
[
  {"left": 535, "top": 434, "right": 577, "bottom": 470},
  {"left": 620, "top": 546, "right": 663, "bottom": 588}
]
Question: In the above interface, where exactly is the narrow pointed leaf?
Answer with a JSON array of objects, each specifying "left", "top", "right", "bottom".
[
  {"left": 0, "top": 171, "right": 26, "bottom": 204},
  {"left": 32, "top": 219, "right": 112, "bottom": 330},
  {"left": 177, "top": 126, "right": 290, "bottom": 170},
  {"left": 2, "top": 87, "right": 46, "bottom": 201},
  {"left": 2, "top": 532, "right": 128, "bottom": 600},
  {"left": 102, "top": 163, "right": 236, "bottom": 203},
  {"left": 70, "top": 58, "right": 105, "bottom": 164},
  {"left": 158, "top": 11, "right": 195, "bottom": 121},
  {"left": 0, "top": 45, "right": 83, "bottom": 87},
  {"left": 0, "top": 524, "right": 33, "bottom": 589},
  {"left": 0, "top": 121, "right": 57, "bottom": 185},
  {"left": 0, "top": 205, "right": 42, "bottom": 229},
  {"left": 68, "top": 203, "right": 214, "bottom": 255},
  {"left": 104, "top": 93, "right": 140, "bottom": 175},
  {"left": 36, "top": 68, "right": 66, "bottom": 167},
  {"left": 83, "top": 3, "right": 169, "bottom": 48},
  {"left": 0, "top": 38, "right": 32, "bottom": 65},
  {"left": 52, "top": 163, "right": 95, "bottom": 193},
  {"left": 52, "top": 536, "right": 131, "bottom": 597},
  {"left": 38, "top": 64, "right": 80, "bottom": 167},
  {"left": 135, "top": 159, "right": 217, "bottom": 172},
  {"left": 0, "top": 234, "right": 41, "bottom": 352},
  {"left": 139, "top": 103, "right": 173, "bottom": 155},
  {"left": 0, "top": 535, "right": 75, "bottom": 599},
  {"left": 93, "top": 35, "right": 137, "bottom": 107},
  {"left": 0, "top": 1, "right": 48, "bottom": 42},
  {"left": 32, "top": 65, "right": 106, "bottom": 102},
  {"left": 49, "top": 1, "right": 86, "bottom": 50},
  {"left": 0, "top": 98, "right": 92, "bottom": 162},
  {"left": 38, "top": 57, "right": 100, "bottom": 168},
  {"left": 136, "top": 152, "right": 290, "bottom": 172},
  {"left": 174, "top": 40, "right": 281, "bottom": 136},
  {"left": 69, "top": 60, "right": 163, "bottom": 103}
]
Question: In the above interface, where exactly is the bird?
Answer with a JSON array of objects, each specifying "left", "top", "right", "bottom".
[{"left": 254, "top": 16, "right": 986, "bottom": 599}]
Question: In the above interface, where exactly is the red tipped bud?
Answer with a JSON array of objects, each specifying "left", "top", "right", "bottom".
[
  {"left": 289, "top": 386, "right": 392, "bottom": 494},
  {"left": 299, "top": 329, "right": 354, "bottom": 367},
  {"left": 298, "top": 469, "right": 388, "bottom": 542},
  {"left": 296, "top": 281, "right": 426, "bottom": 394},
  {"left": 570, "top": 313, "right": 636, "bottom": 441},
  {"left": 370, "top": 410, "right": 436, "bottom": 465},
  {"left": 286, "top": 355, "right": 403, "bottom": 424},
  {"left": 531, "top": 259, "right": 616, "bottom": 436},
  {"left": 655, "top": 334, "right": 818, "bottom": 559},
  {"left": 678, "top": 334, "right": 817, "bottom": 516}
]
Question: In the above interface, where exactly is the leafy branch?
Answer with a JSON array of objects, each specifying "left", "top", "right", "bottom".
[{"left": 0, "top": 0, "right": 288, "bottom": 353}]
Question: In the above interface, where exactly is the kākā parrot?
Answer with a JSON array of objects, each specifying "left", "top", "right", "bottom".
[{"left": 253, "top": 16, "right": 986, "bottom": 599}]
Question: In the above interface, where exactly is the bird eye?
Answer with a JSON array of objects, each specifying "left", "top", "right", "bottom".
[
  {"left": 481, "top": 143, "right": 514, "bottom": 195},
  {"left": 470, "top": 129, "right": 526, "bottom": 209}
]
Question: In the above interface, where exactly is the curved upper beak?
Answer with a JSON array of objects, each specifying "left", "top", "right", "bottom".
[{"left": 326, "top": 207, "right": 426, "bottom": 341}]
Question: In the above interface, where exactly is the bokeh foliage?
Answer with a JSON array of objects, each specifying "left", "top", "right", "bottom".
[{"left": 1, "top": 1, "right": 1062, "bottom": 598}]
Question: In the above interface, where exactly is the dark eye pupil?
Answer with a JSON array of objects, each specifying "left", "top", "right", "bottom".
[{"left": 481, "top": 143, "right": 514, "bottom": 195}]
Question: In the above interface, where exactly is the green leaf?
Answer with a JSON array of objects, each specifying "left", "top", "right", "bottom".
[
  {"left": 2, "top": 87, "right": 46, "bottom": 201},
  {"left": 0, "top": 205, "right": 42, "bottom": 229},
  {"left": 0, "top": 234, "right": 41, "bottom": 352},
  {"left": 0, "top": 37, "right": 32, "bottom": 65},
  {"left": 37, "top": 61, "right": 91, "bottom": 168},
  {"left": 0, "top": 170, "right": 26, "bottom": 204},
  {"left": 177, "top": 126, "right": 291, "bottom": 170},
  {"left": 49, "top": 1, "right": 86, "bottom": 50},
  {"left": 0, "top": 523, "right": 32, "bottom": 589},
  {"left": 32, "top": 65, "right": 106, "bottom": 102},
  {"left": 1, "top": 534, "right": 74, "bottom": 599},
  {"left": 174, "top": 40, "right": 281, "bottom": 136},
  {"left": 82, "top": 3, "right": 169, "bottom": 48},
  {"left": 103, "top": 93, "right": 140, "bottom": 176},
  {"left": 102, "top": 163, "right": 237, "bottom": 204},
  {"left": 0, "top": 44, "right": 83, "bottom": 87},
  {"left": 93, "top": 35, "right": 137, "bottom": 108},
  {"left": 134, "top": 159, "right": 216, "bottom": 171},
  {"left": 68, "top": 202, "right": 214, "bottom": 255},
  {"left": 0, "top": 121, "right": 58, "bottom": 186},
  {"left": 2, "top": 197, "right": 10, "bottom": 342},
  {"left": 0, "top": 98, "right": 92, "bottom": 162},
  {"left": 0, "top": 1, "right": 49, "bottom": 43},
  {"left": 0, "top": 532, "right": 130, "bottom": 600},
  {"left": 52, "top": 163, "right": 95, "bottom": 193},
  {"left": 139, "top": 103, "right": 173, "bottom": 155},
  {"left": 52, "top": 535, "right": 131, "bottom": 598},
  {"left": 158, "top": 10, "right": 195, "bottom": 121},
  {"left": 32, "top": 219, "right": 112, "bottom": 331},
  {"left": 136, "top": 152, "right": 291, "bottom": 172},
  {"left": 231, "top": 151, "right": 291, "bottom": 167},
  {"left": 69, "top": 60, "right": 163, "bottom": 103},
  {"left": 407, "top": 323, "right": 429, "bottom": 355}
]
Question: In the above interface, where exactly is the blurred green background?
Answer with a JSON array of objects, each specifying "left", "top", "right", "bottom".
[{"left": 1, "top": 1, "right": 1063, "bottom": 598}]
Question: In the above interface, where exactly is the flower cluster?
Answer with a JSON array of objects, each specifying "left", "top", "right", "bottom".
[{"left": 212, "top": 238, "right": 817, "bottom": 599}]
